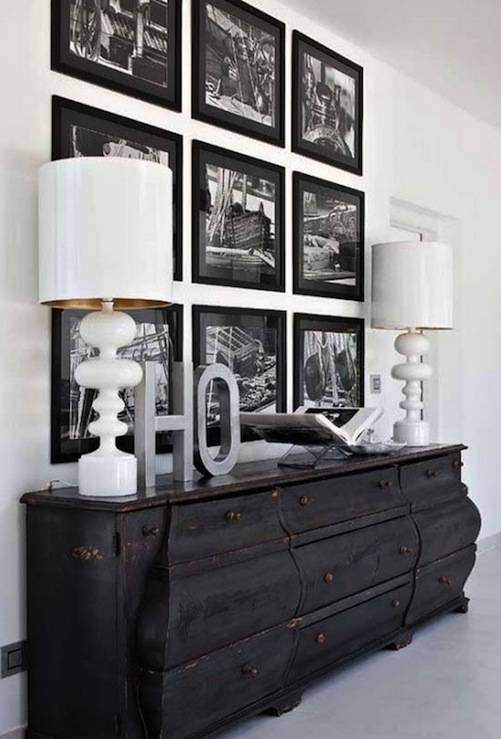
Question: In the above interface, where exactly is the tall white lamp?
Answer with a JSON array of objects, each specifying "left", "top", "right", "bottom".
[
  {"left": 39, "top": 158, "right": 173, "bottom": 496},
  {"left": 371, "top": 241, "right": 453, "bottom": 446}
]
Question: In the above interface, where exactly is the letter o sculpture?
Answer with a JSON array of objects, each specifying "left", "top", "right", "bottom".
[{"left": 194, "top": 363, "right": 241, "bottom": 477}]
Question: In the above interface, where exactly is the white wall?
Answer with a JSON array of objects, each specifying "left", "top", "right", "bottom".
[{"left": 1, "top": 0, "right": 501, "bottom": 732}]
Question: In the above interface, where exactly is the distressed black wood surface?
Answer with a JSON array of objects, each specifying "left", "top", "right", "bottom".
[
  {"left": 137, "top": 549, "right": 301, "bottom": 670},
  {"left": 287, "top": 582, "right": 413, "bottom": 684},
  {"left": 138, "top": 625, "right": 295, "bottom": 739},
  {"left": 400, "top": 451, "right": 465, "bottom": 511},
  {"left": 294, "top": 515, "right": 419, "bottom": 614},
  {"left": 21, "top": 444, "right": 465, "bottom": 511},
  {"left": 281, "top": 467, "right": 405, "bottom": 535},
  {"left": 167, "top": 489, "right": 285, "bottom": 563},
  {"left": 406, "top": 545, "right": 477, "bottom": 625},
  {"left": 26, "top": 507, "right": 120, "bottom": 739},
  {"left": 413, "top": 497, "right": 481, "bottom": 567},
  {"left": 121, "top": 507, "right": 169, "bottom": 735},
  {"left": 23, "top": 444, "right": 481, "bottom": 739}
]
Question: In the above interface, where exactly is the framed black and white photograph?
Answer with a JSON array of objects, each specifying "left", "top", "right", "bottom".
[
  {"left": 51, "top": 305, "right": 183, "bottom": 464},
  {"left": 193, "top": 305, "right": 286, "bottom": 444},
  {"left": 52, "top": 96, "right": 183, "bottom": 280},
  {"left": 192, "top": 141, "right": 285, "bottom": 291},
  {"left": 192, "top": 0, "right": 285, "bottom": 146},
  {"left": 294, "top": 313, "right": 364, "bottom": 410},
  {"left": 51, "top": 0, "right": 182, "bottom": 110},
  {"left": 292, "top": 31, "right": 363, "bottom": 174},
  {"left": 293, "top": 172, "right": 364, "bottom": 301}
]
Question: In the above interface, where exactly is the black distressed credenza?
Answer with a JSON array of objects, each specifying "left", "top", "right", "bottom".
[{"left": 22, "top": 444, "right": 481, "bottom": 739}]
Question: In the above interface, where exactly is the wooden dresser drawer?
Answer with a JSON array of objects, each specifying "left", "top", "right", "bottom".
[
  {"left": 400, "top": 452, "right": 465, "bottom": 511},
  {"left": 139, "top": 625, "right": 294, "bottom": 739},
  {"left": 406, "top": 546, "right": 476, "bottom": 625},
  {"left": 168, "top": 489, "right": 284, "bottom": 563},
  {"left": 295, "top": 516, "right": 418, "bottom": 614},
  {"left": 288, "top": 581, "right": 412, "bottom": 684},
  {"left": 137, "top": 548, "right": 301, "bottom": 670},
  {"left": 413, "top": 498, "right": 481, "bottom": 567},
  {"left": 281, "top": 467, "right": 405, "bottom": 535}
]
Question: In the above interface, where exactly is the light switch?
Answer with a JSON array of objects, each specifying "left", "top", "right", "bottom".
[{"left": 370, "top": 374, "right": 382, "bottom": 394}]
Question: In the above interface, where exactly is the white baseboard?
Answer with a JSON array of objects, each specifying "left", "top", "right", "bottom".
[{"left": 478, "top": 531, "right": 501, "bottom": 553}]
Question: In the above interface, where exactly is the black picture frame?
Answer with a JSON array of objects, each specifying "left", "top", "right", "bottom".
[
  {"left": 192, "top": 0, "right": 285, "bottom": 147},
  {"left": 192, "top": 140, "right": 285, "bottom": 292},
  {"left": 292, "top": 31, "right": 363, "bottom": 175},
  {"left": 51, "top": 304, "right": 183, "bottom": 464},
  {"left": 193, "top": 305, "right": 287, "bottom": 445},
  {"left": 293, "top": 172, "right": 364, "bottom": 301},
  {"left": 52, "top": 95, "right": 184, "bottom": 281},
  {"left": 293, "top": 313, "right": 365, "bottom": 410},
  {"left": 51, "top": 0, "right": 182, "bottom": 111}
]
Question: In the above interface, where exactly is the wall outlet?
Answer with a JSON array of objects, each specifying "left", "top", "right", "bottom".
[
  {"left": 1, "top": 641, "right": 27, "bottom": 678},
  {"left": 370, "top": 374, "right": 382, "bottom": 394}
]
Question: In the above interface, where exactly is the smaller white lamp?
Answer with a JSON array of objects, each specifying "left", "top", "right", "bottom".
[
  {"left": 39, "top": 157, "right": 173, "bottom": 496},
  {"left": 371, "top": 241, "right": 453, "bottom": 446}
]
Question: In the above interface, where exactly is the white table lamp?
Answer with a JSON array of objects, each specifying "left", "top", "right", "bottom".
[
  {"left": 39, "top": 157, "right": 173, "bottom": 496},
  {"left": 371, "top": 241, "right": 453, "bottom": 446}
]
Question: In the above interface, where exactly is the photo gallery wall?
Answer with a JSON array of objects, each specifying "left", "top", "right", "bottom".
[{"left": 50, "top": 0, "right": 365, "bottom": 461}]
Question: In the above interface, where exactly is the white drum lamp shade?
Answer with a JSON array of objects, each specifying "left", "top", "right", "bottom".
[
  {"left": 372, "top": 241, "right": 453, "bottom": 331},
  {"left": 39, "top": 157, "right": 173, "bottom": 308},
  {"left": 371, "top": 241, "right": 453, "bottom": 446},
  {"left": 38, "top": 157, "right": 173, "bottom": 497}
]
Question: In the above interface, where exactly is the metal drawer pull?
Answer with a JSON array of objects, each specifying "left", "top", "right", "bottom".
[
  {"left": 142, "top": 525, "right": 160, "bottom": 537},
  {"left": 452, "top": 460, "right": 464, "bottom": 469},
  {"left": 271, "top": 486, "right": 281, "bottom": 499},
  {"left": 316, "top": 633, "right": 327, "bottom": 645},
  {"left": 426, "top": 469, "right": 439, "bottom": 478},
  {"left": 439, "top": 576, "right": 453, "bottom": 586},
  {"left": 378, "top": 480, "right": 393, "bottom": 489},
  {"left": 399, "top": 546, "right": 415, "bottom": 556},
  {"left": 323, "top": 572, "right": 335, "bottom": 584},
  {"left": 392, "top": 599, "right": 400, "bottom": 608},
  {"left": 241, "top": 664, "right": 258, "bottom": 678},
  {"left": 300, "top": 495, "right": 313, "bottom": 507},
  {"left": 225, "top": 511, "right": 241, "bottom": 522}
]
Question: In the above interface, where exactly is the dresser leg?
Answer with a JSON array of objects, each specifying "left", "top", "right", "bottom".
[
  {"left": 266, "top": 690, "right": 303, "bottom": 717},
  {"left": 455, "top": 597, "right": 470, "bottom": 614},
  {"left": 387, "top": 629, "right": 413, "bottom": 651}
]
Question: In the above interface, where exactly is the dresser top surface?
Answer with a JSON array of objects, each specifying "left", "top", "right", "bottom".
[{"left": 21, "top": 444, "right": 465, "bottom": 512}]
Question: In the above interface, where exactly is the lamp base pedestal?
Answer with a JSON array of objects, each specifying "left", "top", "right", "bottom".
[
  {"left": 74, "top": 300, "right": 143, "bottom": 498},
  {"left": 393, "top": 419, "right": 430, "bottom": 446},
  {"left": 391, "top": 330, "right": 433, "bottom": 447},
  {"left": 79, "top": 453, "right": 138, "bottom": 498}
]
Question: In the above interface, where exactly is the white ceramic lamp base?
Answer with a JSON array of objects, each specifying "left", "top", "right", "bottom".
[
  {"left": 74, "top": 301, "right": 142, "bottom": 497},
  {"left": 391, "top": 330, "right": 433, "bottom": 446}
]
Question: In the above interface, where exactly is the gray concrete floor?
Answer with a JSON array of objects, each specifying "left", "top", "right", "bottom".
[{"left": 225, "top": 547, "right": 501, "bottom": 739}]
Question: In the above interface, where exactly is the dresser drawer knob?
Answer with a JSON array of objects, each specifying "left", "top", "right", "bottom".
[
  {"left": 392, "top": 599, "right": 400, "bottom": 608},
  {"left": 300, "top": 496, "right": 312, "bottom": 507},
  {"left": 439, "top": 575, "right": 453, "bottom": 586},
  {"left": 324, "top": 572, "right": 335, "bottom": 584},
  {"left": 426, "top": 469, "right": 439, "bottom": 478},
  {"left": 378, "top": 480, "right": 393, "bottom": 489},
  {"left": 452, "top": 460, "right": 464, "bottom": 469},
  {"left": 316, "top": 633, "right": 327, "bottom": 645},
  {"left": 225, "top": 511, "right": 242, "bottom": 522},
  {"left": 142, "top": 525, "right": 160, "bottom": 537},
  {"left": 399, "top": 546, "right": 415, "bottom": 556},
  {"left": 241, "top": 664, "right": 258, "bottom": 678},
  {"left": 271, "top": 486, "right": 281, "bottom": 499}
]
